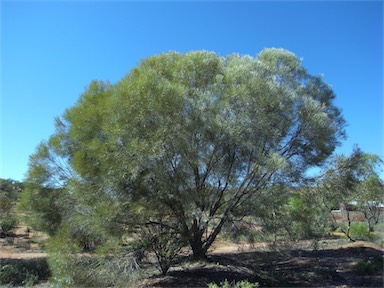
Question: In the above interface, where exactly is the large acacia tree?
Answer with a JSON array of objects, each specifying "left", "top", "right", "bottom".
[{"left": 24, "top": 49, "right": 345, "bottom": 259}]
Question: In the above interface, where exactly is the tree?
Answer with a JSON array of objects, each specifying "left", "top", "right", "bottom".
[
  {"left": 20, "top": 141, "right": 72, "bottom": 236},
  {"left": 357, "top": 176, "right": 383, "bottom": 233},
  {"left": 0, "top": 178, "right": 22, "bottom": 237},
  {"left": 318, "top": 148, "right": 383, "bottom": 240},
  {"left": 0, "top": 178, "right": 24, "bottom": 200},
  {"left": 353, "top": 154, "right": 383, "bottom": 233},
  {"left": 23, "top": 49, "right": 345, "bottom": 262}
]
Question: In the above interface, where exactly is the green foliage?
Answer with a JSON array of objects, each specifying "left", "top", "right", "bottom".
[
  {"left": 20, "top": 185, "right": 65, "bottom": 236},
  {"left": 355, "top": 175, "right": 384, "bottom": 233},
  {"left": 246, "top": 184, "right": 331, "bottom": 247},
  {"left": 0, "top": 258, "right": 50, "bottom": 286},
  {"left": 48, "top": 255, "right": 142, "bottom": 287},
  {"left": 318, "top": 149, "right": 384, "bottom": 241},
  {"left": 25, "top": 49, "right": 346, "bottom": 264},
  {"left": 142, "top": 221, "right": 187, "bottom": 275},
  {"left": 0, "top": 179, "right": 21, "bottom": 237},
  {"left": 0, "top": 193, "right": 14, "bottom": 215},
  {"left": 0, "top": 216, "right": 18, "bottom": 237},
  {"left": 46, "top": 226, "right": 144, "bottom": 287},
  {"left": 208, "top": 279, "right": 260, "bottom": 288},
  {"left": 349, "top": 222, "right": 370, "bottom": 240},
  {"left": 45, "top": 226, "right": 82, "bottom": 287},
  {"left": 284, "top": 189, "right": 331, "bottom": 240},
  {"left": 0, "top": 178, "right": 23, "bottom": 200}
]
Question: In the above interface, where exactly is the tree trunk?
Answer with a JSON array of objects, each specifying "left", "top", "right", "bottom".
[
  {"left": 345, "top": 209, "right": 356, "bottom": 242},
  {"left": 189, "top": 227, "right": 207, "bottom": 259},
  {"left": 368, "top": 219, "right": 375, "bottom": 233},
  {"left": 190, "top": 236, "right": 207, "bottom": 259}
]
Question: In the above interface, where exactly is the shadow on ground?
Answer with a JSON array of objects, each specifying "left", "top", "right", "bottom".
[{"left": 142, "top": 246, "right": 383, "bottom": 287}]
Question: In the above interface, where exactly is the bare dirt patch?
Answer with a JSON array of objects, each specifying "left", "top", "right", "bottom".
[{"left": 0, "top": 226, "right": 47, "bottom": 259}]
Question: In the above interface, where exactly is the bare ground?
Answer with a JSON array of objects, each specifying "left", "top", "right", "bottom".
[{"left": 0, "top": 226, "right": 47, "bottom": 259}]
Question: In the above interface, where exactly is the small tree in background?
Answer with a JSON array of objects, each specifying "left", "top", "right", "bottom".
[
  {"left": 0, "top": 179, "right": 22, "bottom": 237},
  {"left": 354, "top": 156, "right": 383, "bottom": 233},
  {"left": 318, "top": 148, "right": 383, "bottom": 241}
]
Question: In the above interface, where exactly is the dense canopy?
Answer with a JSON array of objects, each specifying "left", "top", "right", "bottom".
[{"left": 24, "top": 49, "right": 346, "bottom": 260}]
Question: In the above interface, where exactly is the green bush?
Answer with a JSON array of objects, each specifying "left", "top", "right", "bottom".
[
  {"left": 0, "top": 258, "right": 50, "bottom": 286},
  {"left": 0, "top": 264, "right": 16, "bottom": 285},
  {"left": 0, "top": 194, "right": 13, "bottom": 215},
  {"left": 47, "top": 228, "right": 144, "bottom": 287},
  {"left": 48, "top": 252, "right": 144, "bottom": 287},
  {"left": 208, "top": 279, "right": 260, "bottom": 288},
  {"left": 349, "top": 223, "right": 369, "bottom": 240},
  {"left": 140, "top": 222, "right": 187, "bottom": 275},
  {"left": 0, "top": 216, "right": 18, "bottom": 237},
  {"left": 22, "top": 272, "right": 39, "bottom": 287}
]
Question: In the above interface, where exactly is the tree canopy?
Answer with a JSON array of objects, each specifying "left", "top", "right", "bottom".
[{"left": 23, "top": 49, "right": 346, "bottom": 261}]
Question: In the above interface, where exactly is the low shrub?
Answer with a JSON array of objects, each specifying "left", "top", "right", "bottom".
[
  {"left": 47, "top": 230, "right": 145, "bottom": 287},
  {"left": 356, "top": 257, "right": 383, "bottom": 276},
  {"left": 208, "top": 279, "right": 260, "bottom": 288},
  {"left": 0, "top": 216, "right": 18, "bottom": 237},
  {"left": 140, "top": 222, "right": 187, "bottom": 275},
  {"left": 349, "top": 222, "right": 375, "bottom": 240},
  {"left": 0, "top": 193, "right": 13, "bottom": 215},
  {"left": 48, "top": 252, "right": 145, "bottom": 287},
  {"left": 0, "top": 258, "right": 50, "bottom": 286}
]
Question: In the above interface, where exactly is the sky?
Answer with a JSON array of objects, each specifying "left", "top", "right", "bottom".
[{"left": 1, "top": 0, "right": 383, "bottom": 181}]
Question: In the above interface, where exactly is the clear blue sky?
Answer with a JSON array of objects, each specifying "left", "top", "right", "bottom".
[{"left": 1, "top": 1, "right": 383, "bottom": 181}]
